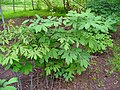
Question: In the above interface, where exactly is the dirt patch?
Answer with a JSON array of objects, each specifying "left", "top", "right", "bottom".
[{"left": 19, "top": 49, "right": 120, "bottom": 90}]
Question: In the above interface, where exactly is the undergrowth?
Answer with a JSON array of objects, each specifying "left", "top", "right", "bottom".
[
  {"left": 109, "top": 45, "right": 120, "bottom": 73},
  {"left": 0, "top": 10, "right": 65, "bottom": 20}
]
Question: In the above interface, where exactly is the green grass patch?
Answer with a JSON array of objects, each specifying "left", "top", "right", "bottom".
[
  {"left": 109, "top": 45, "right": 120, "bottom": 73},
  {"left": 0, "top": 10, "right": 66, "bottom": 20}
]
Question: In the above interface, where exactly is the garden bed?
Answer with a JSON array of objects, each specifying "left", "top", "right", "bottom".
[{"left": 0, "top": 17, "right": 120, "bottom": 90}]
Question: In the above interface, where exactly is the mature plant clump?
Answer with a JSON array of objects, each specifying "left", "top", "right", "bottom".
[{"left": 0, "top": 9, "right": 116, "bottom": 81}]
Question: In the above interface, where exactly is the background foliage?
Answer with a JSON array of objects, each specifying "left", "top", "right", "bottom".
[{"left": 86, "top": 0, "right": 120, "bottom": 15}]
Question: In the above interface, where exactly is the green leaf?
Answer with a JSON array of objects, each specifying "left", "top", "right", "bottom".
[
  {"left": 58, "top": 38, "right": 65, "bottom": 43},
  {"left": 0, "top": 54, "right": 4, "bottom": 64},
  {"left": 35, "top": 14, "right": 41, "bottom": 19},
  {"left": 45, "top": 67, "right": 51, "bottom": 76},
  {"left": 0, "top": 86, "right": 17, "bottom": 90},
  {"left": 89, "top": 41, "right": 94, "bottom": 49},
  {"left": 2, "top": 57, "right": 9, "bottom": 65},
  {"left": 0, "top": 47, "right": 5, "bottom": 52},
  {"left": 70, "top": 53, "right": 77, "bottom": 60},
  {"left": 52, "top": 49, "right": 58, "bottom": 59},
  {"left": 12, "top": 66, "right": 20, "bottom": 72},
  {"left": 76, "top": 41, "right": 79, "bottom": 48},
  {"left": 58, "top": 50, "right": 64, "bottom": 55},
  {"left": 0, "top": 79, "right": 6, "bottom": 85},
  {"left": 20, "top": 62, "right": 32, "bottom": 75},
  {"left": 35, "top": 25, "right": 42, "bottom": 33},
  {"left": 66, "top": 56, "right": 72, "bottom": 65},
  {"left": 80, "top": 51, "right": 90, "bottom": 60},
  {"left": 5, "top": 65, "right": 11, "bottom": 71},
  {"left": 39, "top": 36, "right": 46, "bottom": 42},
  {"left": 81, "top": 60, "right": 89, "bottom": 68},
  {"left": 4, "top": 39, "right": 9, "bottom": 44},
  {"left": 80, "top": 37, "right": 86, "bottom": 45},
  {"left": 53, "top": 65, "right": 60, "bottom": 72},
  {"left": 64, "top": 43, "right": 69, "bottom": 51},
  {"left": 43, "top": 26, "right": 48, "bottom": 32},
  {"left": 4, "top": 77, "right": 18, "bottom": 86},
  {"left": 85, "top": 23, "right": 90, "bottom": 29},
  {"left": 77, "top": 68, "right": 82, "bottom": 75},
  {"left": 86, "top": 9, "right": 91, "bottom": 13},
  {"left": 61, "top": 52, "right": 68, "bottom": 59},
  {"left": 22, "top": 20, "right": 29, "bottom": 24}
]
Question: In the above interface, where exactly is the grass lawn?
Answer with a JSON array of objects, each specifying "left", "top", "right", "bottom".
[{"left": 0, "top": 10, "right": 66, "bottom": 20}]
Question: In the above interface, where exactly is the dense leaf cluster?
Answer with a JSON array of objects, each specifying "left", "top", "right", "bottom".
[
  {"left": 86, "top": 0, "right": 120, "bottom": 15},
  {"left": 0, "top": 9, "right": 116, "bottom": 81}
]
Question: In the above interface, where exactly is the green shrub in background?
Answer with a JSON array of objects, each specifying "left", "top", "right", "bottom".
[
  {"left": 49, "top": 7, "right": 66, "bottom": 14},
  {"left": 86, "top": 0, "right": 120, "bottom": 15},
  {"left": 0, "top": 9, "right": 117, "bottom": 81},
  {"left": 0, "top": 77, "right": 18, "bottom": 90}
]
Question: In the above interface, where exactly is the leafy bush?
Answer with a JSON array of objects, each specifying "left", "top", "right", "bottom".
[
  {"left": 0, "top": 77, "right": 18, "bottom": 90},
  {"left": 86, "top": 0, "right": 120, "bottom": 15},
  {"left": 0, "top": 9, "right": 116, "bottom": 81},
  {"left": 65, "top": 9, "right": 116, "bottom": 52}
]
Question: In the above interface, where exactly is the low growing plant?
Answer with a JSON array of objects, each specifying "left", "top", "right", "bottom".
[
  {"left": 109, "top": 45, "right": 120, "bottom": 73},
  {"left": 0, "top": 77, "right": 18, "bottom": 90},
  {"left": 0, "top": 9, "right": 116, "bottom": 81}
]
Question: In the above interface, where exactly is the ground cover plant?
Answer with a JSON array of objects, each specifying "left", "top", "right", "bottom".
[
  {"left": 0, "top": 77, "right": 18, "bottom": 90},
  {"left": 0, "top": 8, "right": 117, "bottom": 86},
  {"left": 109, "top": 44, "right": 120, "bottom": 73}
]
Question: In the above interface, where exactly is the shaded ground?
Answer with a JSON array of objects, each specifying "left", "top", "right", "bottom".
[{"left": 0, "top": 18, "right": 120, "bottom": 90}]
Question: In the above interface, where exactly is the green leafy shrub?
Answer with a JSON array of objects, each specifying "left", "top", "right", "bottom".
[
  {"left": 86, "top": 0, "right": 120, "bottom": 15},
  {"left": 0, "top": 77, "right": 18, "bottom": 90},
  {"left": 65, "top": 9, "right": 115, "bottom": 52},
  {"left": 52, "top": 7, "right": 66, "bottom": 14},
  {"left": 0, "top": 9, "right": 116, "bottom": 81}
]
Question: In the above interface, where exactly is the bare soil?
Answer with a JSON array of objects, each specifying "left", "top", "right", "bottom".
[{"left": 0, "top": 18, "right": 120, "bottom": 90}]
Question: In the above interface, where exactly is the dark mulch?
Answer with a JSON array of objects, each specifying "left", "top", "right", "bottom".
[{"left": 0, "top": 18, "right": 120, "bottom": 90}]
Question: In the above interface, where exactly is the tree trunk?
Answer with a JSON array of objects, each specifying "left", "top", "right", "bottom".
[
  {"left": 63, "top": 0, "right": 66, "bottom": 10},
  {"left": 24, "top": 0, "right": 26, "bottom": 10},
  {"left": 41, "top": 0, "right": 53, "bottom": 10},
  {"left": 13, "top": 0, "right": 15, "bottom": 12},
  {"left": 0, "top": 5, "right": 6, "bottom": 29},
  {"left": 66, "top": 0, "right": 70, "bottom": 10},
  {"left": 63, "top": 0, "right": 70, "bottom": 12},
  {"left": 31, "top": 0, "right": 34, "bottom": 10}
]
